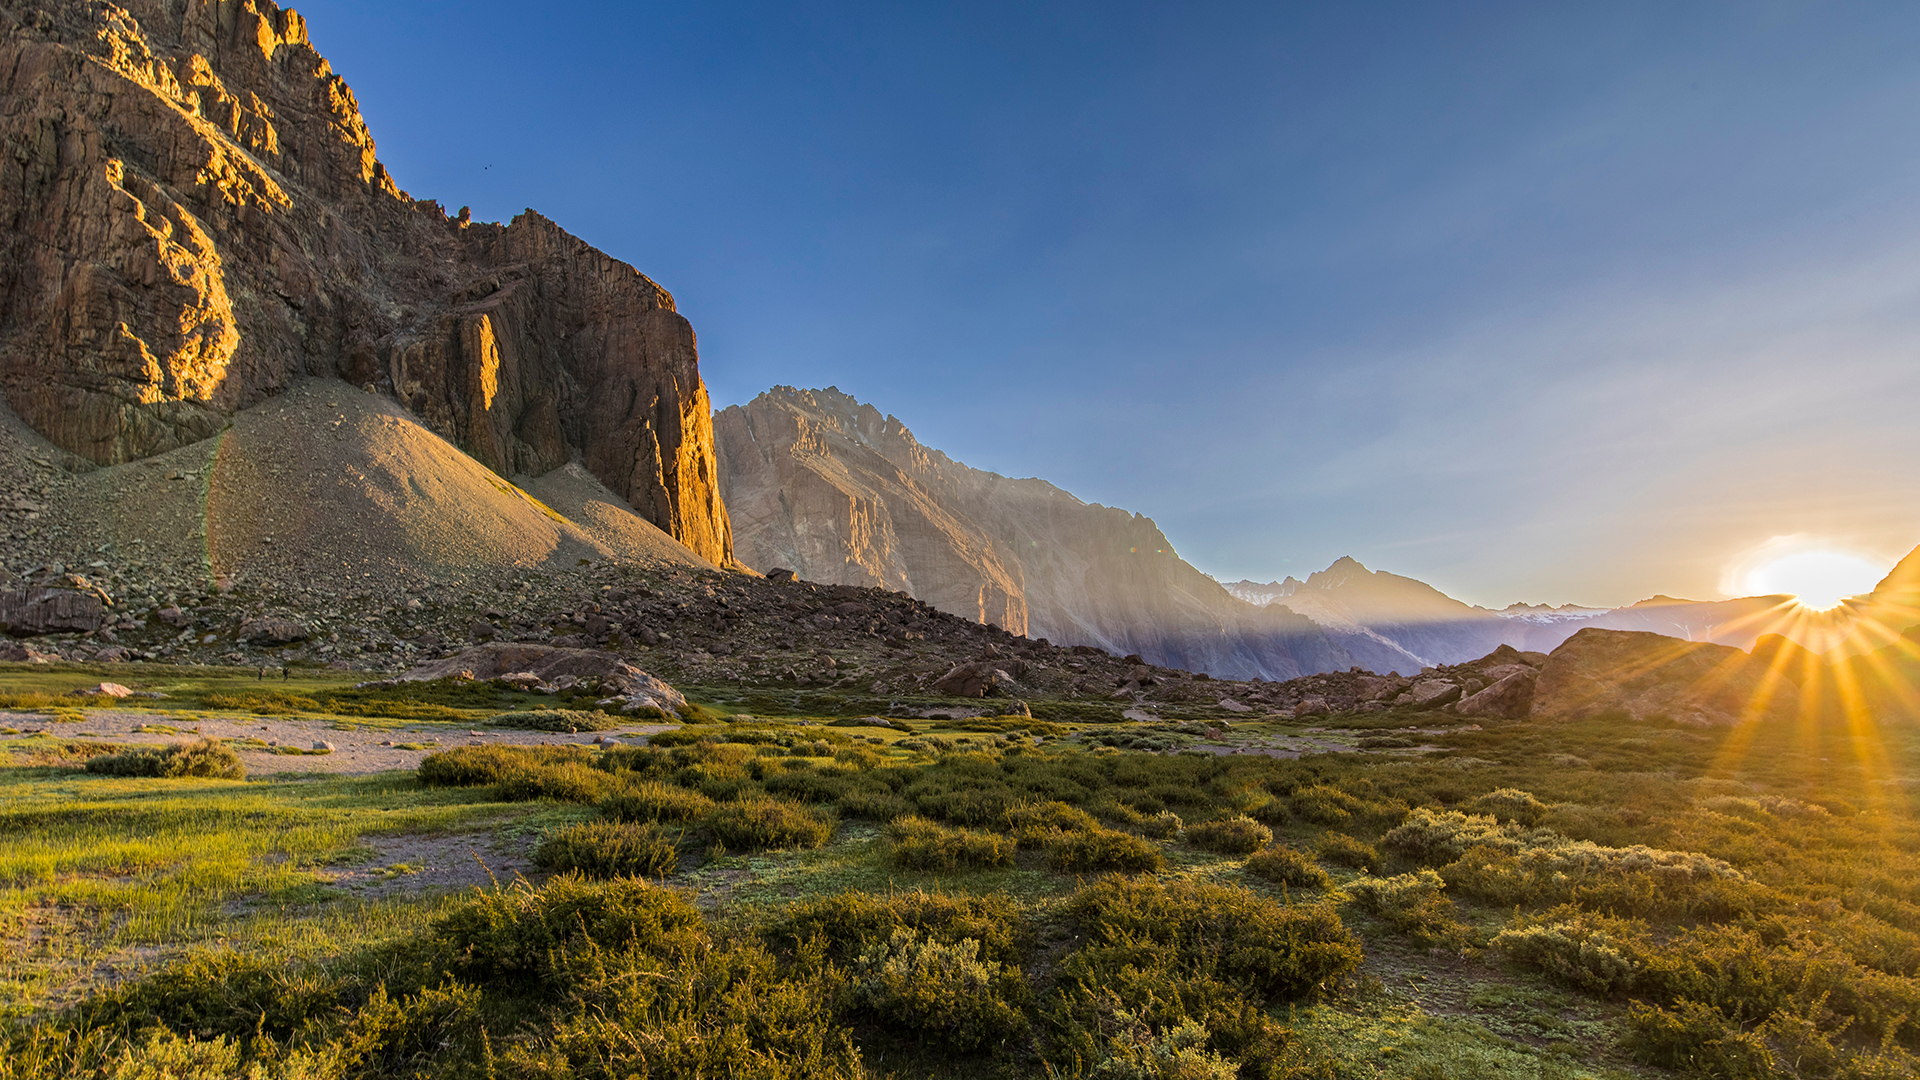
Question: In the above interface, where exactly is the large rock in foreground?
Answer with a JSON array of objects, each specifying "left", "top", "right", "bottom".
[
  {"left": 0, "top": 0, "right": 733, "bottom": 566},
  {"left": 398, "top": 644, "right": 686, "bottom": 717},
  {"left": 1530, "top": 628, "right": 1798, "bottom": 725}
]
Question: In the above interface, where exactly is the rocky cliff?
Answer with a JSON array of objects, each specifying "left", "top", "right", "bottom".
[
  {"left": 714, "top": 386, "right": 1346, "bottom": 680},
  {"left": 0, "top": 0, "right": 733, "bottom": 565}
]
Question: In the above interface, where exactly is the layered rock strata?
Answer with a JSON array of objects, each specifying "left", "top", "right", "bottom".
[{"left": 0, "top": 0, "right": 733, "bottom": 565}]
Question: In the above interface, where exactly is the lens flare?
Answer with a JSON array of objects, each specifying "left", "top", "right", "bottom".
[{"left": 1744, "top": 550, "right": 1884, "bottom": 611}]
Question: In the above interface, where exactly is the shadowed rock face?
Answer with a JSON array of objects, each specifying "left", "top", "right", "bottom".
[
  {"left": 715, "top": 386, "right": 1347, "bottom": 680},
  {"left": 0, "top": 0, "right": 733, "bottom": 566}
]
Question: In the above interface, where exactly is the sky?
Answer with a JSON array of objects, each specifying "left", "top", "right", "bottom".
[{"left": 295, "top": 0, "right": 1920, "bottom": 609}]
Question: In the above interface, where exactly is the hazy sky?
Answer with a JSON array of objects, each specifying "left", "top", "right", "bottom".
[{"left": 296, "top": 0, "right": 1920, "bottom": 608}]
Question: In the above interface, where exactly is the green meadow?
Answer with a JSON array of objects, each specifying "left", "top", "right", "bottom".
[{"left": 1, "top": 661, "right": 1916, "bottom": 1079}]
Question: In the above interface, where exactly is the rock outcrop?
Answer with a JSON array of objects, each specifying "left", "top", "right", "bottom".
[
  {"left": 396, "top": 643, "right": 686, "bottom": 716},
  {"left": 0, "top": 0, "right": 733, "bottom": 566},
  {"left": 0, "top": 586, "right": 106, "bottom": 634},
  {"left": 715, "top": 386, "right": 1346, "bottom": 680},
  {"left": 1530, "top": 628, "right": 1799, "bottom": 725}
]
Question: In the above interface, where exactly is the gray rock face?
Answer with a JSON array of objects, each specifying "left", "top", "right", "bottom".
[
  {"left": 0, "top": 588, "right": 106, "bottom": 635},
  {"left": 1408, "top": 679, "right": 1463, "bottom": 708},
  {"left": 1455, "top": 670, "right": 1537, "bottom": 720},
  {"left": 714, "top": 387, "right": 1346, "bottom": 680}
]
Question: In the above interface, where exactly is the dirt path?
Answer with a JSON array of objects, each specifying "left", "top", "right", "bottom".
[{"left": 0, "top": 709, "right": 675, "bottom": 775}]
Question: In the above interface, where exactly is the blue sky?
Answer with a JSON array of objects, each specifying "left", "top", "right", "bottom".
[{"left": 297, "top": 0, "right": 1920, "bottom": 607}]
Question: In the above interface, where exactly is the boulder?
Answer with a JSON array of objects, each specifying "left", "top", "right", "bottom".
[
  {"left": 397, "top": 644, "right": 685, "bottom": 716},
  {"left": 157, "top": 606, "right": 190, "bottom": 628},
  {"left": 1217, "top": 697, "right": 1254, "bottom": 713},
  {"left": 1531, "top": 628, "right": 1798, "bottom": 725},
  {"left": 1294, "top": 696, "right": 1331, "bottom": 718},
  {"left": 77, "top": 682, "right": 133, "bottom": 698},
  {"left": 765, "top": 568, "right": 796, "bottom": 583},
  {"left": 238, "top": 617, "right": 307, "bottom": 644},
  {"left": 0, "top": 643, "right": 55, "bottom": 663},
  {"left": 933, "top": 661, "right": 1016, "bottom": 698},
  {"left": 1455, "top": 670, "right": 1537, "bottom": 720},
  {"left": 1408, "top": 679, "right": 1462, "bottom": 708},
  {"left": 0, "top": 588, "right": 107, "bottom": 635}
]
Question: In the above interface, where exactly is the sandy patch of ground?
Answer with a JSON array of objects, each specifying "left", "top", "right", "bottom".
[
  {"left": 321, "top": 830, "right": 547, "bottom": 897},
  {"left": 0, "top": 709, "right": 674, "bottom": 775}
]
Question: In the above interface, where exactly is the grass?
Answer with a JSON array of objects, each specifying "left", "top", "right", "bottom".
[{"left": 3, "top": 659, "right": 1920, "bottom": 1078}]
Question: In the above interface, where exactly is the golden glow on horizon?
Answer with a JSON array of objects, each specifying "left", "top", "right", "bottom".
[{"left": 1743, "top": 549, "right": 1884, "bottom": 611}]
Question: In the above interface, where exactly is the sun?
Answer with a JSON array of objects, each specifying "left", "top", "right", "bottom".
[{"left": 1742, "top": 548, "right": 1885, "bottom": 611}]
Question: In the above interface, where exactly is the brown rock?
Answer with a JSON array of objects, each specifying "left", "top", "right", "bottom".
[
  {"left": 1294, "top": 696, "right": 1330, "bottom": 718},
  {"left": 0, "top": 588, "right": 107, "bottom": 635},
  {"left": 1455, "top": 670, "right": 1536, "bottom": 720},
  {"left": 1531, "top": 628, "right": 1798, "bottom": 725},
  {"left": 0, "top": 0, "right": 733, "bottom": 566}
]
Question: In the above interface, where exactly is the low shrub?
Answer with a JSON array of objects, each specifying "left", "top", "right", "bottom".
[
  {"left": 534, "top": 820, "right": 679, "bottom": 878},
  {"left": 1346, "top": 869, "right": 1466, "bottom": 947},
  {"left": 837, "top": 785, "right": 915, "bottom": 821},
  {"left": 1137, "top": 810, "right": 1184, "bottom": 840},
  {"left": 1245, "top": 845, "right": 1330, "bottom": 890},
  {"left": 887, "top": 816, "right": 1014, "bottom": 871},
  {"left": 1289, "top": 783, "right": 1366, "bottom": 825},
  {"left": 493, "top": 762, "right": 613, "bottom": 804},
  {"left": 706, "top": 796, "right": 835, "bottom": 851},
  {"left": 1185, "top": 815, "right": 1271, "bottom": 855},
  {"left": 850, "top": 927, "right": 1030, "bottom": 1050},
  {"left": 774, "top": 889, "right": 1027, "bottom": 966},
  {"left": 1316, "top": 832, "right": 1379, "bottom": 872},
  {"left": 1006, "top": 800, "right": 1100, "bottom": 844},
  {"left": 1472, "top": 787, "right": 1549, "bottom": 825},
  {"left": 1492, "top": 913, "right": 1642, "bottom": 994},
  {"left": 1382, "top": 807, "right": 1525, "bottom": 865},
  {"left": 84, "top": 739, "right": 244, "bottom": 780},
  {"left": 1049, "top": 827, "right": 1165, "bottom": 873},
  {"left": 1060, "top": 878, "right": 1361, "bottom": 1002},
  {"left": 487, "top": 709, "right": 622, "bottom": 732},
  {"left": 417, "top": 744, "right": 590, "bottom": 786},
  {"left": 600, "top": 780, "right": 714, "bottom": 823}
]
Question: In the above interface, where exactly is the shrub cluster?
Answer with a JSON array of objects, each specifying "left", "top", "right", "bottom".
[
  {"left": 1346, "top": 869, "right": 1467, "bottom": 948},
  {"left": 850, "top": 928, "right": 1029, "bottom": 1050},
  {"left": 706, "top": 796, "right": 836, "bottom": 852},
  {"left": 1184, "top": 814, "right": 1272, "bottom": 855},
  {"left": 1316, "top": 832, "right": 1379, "bottom": 871},
  {"left": 1244, "top": 845, "right": 1330, "bottom": 890},
  {"left": 533, "top": 821, "right": 679, "bottom": 878},
  {"left": 84, "top": 739, "right": 244, "bottom": 780},
  {"left": 487, "top": 708, "right": 623, "bottom": 732},
  {"left": 886, "top": 816, "right": 1014, "bottom": 871}
]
